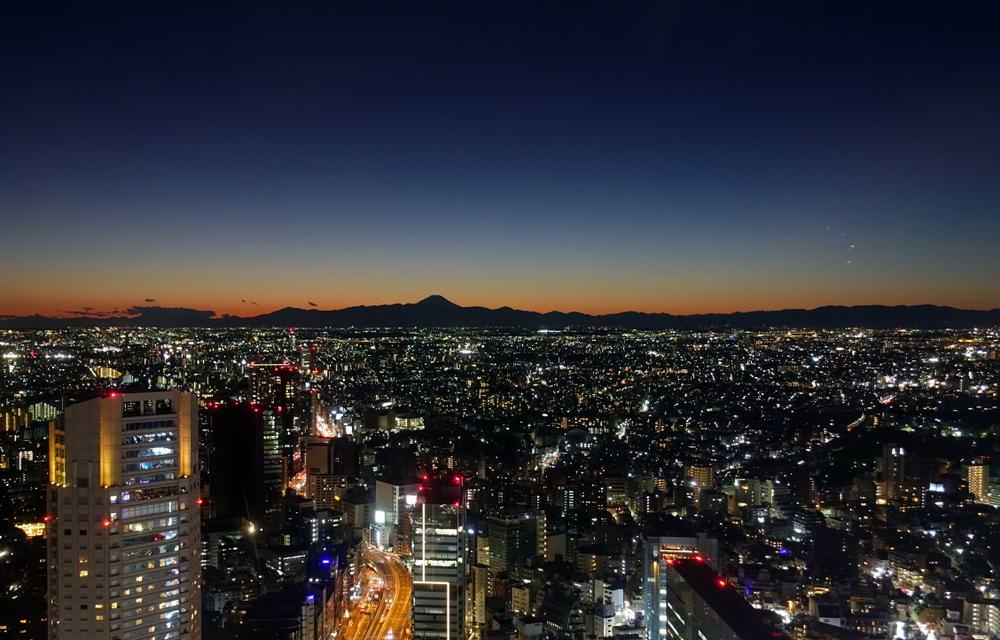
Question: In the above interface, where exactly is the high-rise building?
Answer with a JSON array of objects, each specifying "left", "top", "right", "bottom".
[
  {"left": 641, "top": 516, "right": 718, "bottom": 567},
  {"left": 375, "top": 476, "right": 420, "bottom": 554},
  {"left": 412, "top": 474, "right": 466, "bottom": 640},
  {"left": 467, "top": 562, "right": 488, "bottom": 636},
  {"left": 46, "top": 390, "right": 201, "bottom": 639},
  {"left": 202, "top": 402, "right": 265, "bottom": 522},
  {"left": 249, "top": 362, "right": 308, "bottom": 466},
  {"left": 968, "top": 458, "right": 989, "bottom": 503},
  {"left": 647, "top": 558, "right": 787, "bottom": 640},
  {"left": 487, "top": 510, "right": 543, "bottom": 574},
  {"left": 881, "top": 443, "right": 907, "bottom": 501},
  {"left": 303, "top": 437, "right": 358, "bottom": 510},
  {"left": 684, "top": 465, "right": 715, "bottom": 504},
  {"left": 260, "top": 409, "right": 284, "bottom": 516},
  {"left": 684, "top": 466, "right": 715, "bottom": 490}
]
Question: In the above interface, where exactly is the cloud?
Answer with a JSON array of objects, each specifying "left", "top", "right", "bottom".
[
  {"left": 308, "top": 300, "right": 318, "bottom": 307},
  {"left": 125, "top": 306, "right": 217, "bottom": 326},
  {"left": 145, "top": 297, "right": 156, "bottom": 303},
  {"left": 63, "top": 308, "right": 124, "bottom": 318}
]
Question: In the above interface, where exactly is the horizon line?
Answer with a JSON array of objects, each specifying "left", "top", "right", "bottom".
[{"left": 4, "top": 294, "right": 1000, "bottom": 322}]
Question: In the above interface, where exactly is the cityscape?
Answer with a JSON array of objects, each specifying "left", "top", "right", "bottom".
[
  {"left": 0, "top": 324, "right": 998, "bottom": 639},
  {"left": 2, "top": 2, "right": 1000, "bottom": 640}
]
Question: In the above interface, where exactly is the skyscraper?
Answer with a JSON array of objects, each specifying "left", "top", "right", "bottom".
[
  {"left": 46, "top": 390, "right": 201, "bottom": 639},
  {"left": 881, "top": 443, "right": 906, "bottom": 501},
  {"left": 412, "top": 474, "right": 466, "bottom": 640},
  {"left": 202, "top": 402, "right": 265, "bottom": 522},
  {"left": 648, "top": 558, "right": 787, "bottom": 640}
]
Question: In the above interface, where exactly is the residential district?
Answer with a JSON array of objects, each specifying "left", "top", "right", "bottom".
[{"left": 0, "top": 326, "right": 998, "bottom": 640}]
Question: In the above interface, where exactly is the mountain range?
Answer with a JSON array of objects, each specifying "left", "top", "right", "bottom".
[{"left": 2, "top": 295, "right": 999, "bottom": 329}]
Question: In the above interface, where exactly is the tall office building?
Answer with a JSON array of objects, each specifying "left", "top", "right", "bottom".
[
  {"left": 46, "top": 391, "right": 201, "bottom": 639},
  {"left": 249, "top": 361, "right": 309, "bottom": 506},
  {"left": 881, "top": 443, "right": 907, "bottom": 501},
  {"left": 202, "top": 402, "right": 265, "bottom": 522},
  {"left": 646, "top": 558, "right": 787, "bottom": 640},
  {"left": 487, "top": 510, "right": 543, "bottom": 574},
  {"left": 412, "top": 474, "right": 466, "bottom": 640},
  {"left": 968, "top": 458, "right": 989, "bottom": 503}
]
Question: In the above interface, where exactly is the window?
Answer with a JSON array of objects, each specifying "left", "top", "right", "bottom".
[{"left": 123, "top": 420, "right": 176, "bottom": 433}]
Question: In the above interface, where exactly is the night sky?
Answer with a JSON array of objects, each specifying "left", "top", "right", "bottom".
[{"left": 3, "top": 2, "right": 999, "bottom": 316}]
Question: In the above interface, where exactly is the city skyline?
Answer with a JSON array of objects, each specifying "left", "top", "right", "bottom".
[
  {"left": 3, "top": 3, "right": 1000, "bottom": 640},
  {"left": 3, "top": 2, "right": 1000, "bottom": 316}
]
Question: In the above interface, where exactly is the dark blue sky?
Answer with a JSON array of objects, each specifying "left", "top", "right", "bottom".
[{"left": 3, "top": 1, "right": 999, "bottom": 315}]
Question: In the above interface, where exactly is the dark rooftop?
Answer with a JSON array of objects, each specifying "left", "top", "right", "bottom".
[{"left": 670, "top": 559, "right": 788, "bottom": 640}]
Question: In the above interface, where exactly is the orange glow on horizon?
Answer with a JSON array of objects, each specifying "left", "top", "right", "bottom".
[{"left": 3, "top": 287, "right": 999, "bottom": 320}]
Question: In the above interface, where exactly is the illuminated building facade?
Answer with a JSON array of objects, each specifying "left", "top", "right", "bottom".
[
  {"left": 412, "top": 474, "right": 466, "bottom": 640},
  {"left": 46, "top": 391, "right": 201, "bottom": 640},
  {"left": 967, "top": 459, "right": 988, "bottom": 503}
]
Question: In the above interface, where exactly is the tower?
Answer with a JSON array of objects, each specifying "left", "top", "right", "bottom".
[
  {"left": 412, "top": 473, "right": 466, "bottom": 640},
  {"left": 46, "top": 390, "right": 201, "bottom": 639}
]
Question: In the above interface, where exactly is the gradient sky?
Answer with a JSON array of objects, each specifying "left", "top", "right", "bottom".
[{"left": 2, "top": 2, "right": 999, "bottom": 316}]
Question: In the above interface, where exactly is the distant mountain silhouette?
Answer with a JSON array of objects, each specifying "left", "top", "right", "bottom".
[{"left": 2, "top": 296, "right": 999, "bottom": 329}]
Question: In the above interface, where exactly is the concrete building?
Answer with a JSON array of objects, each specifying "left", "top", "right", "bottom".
[
  {"left": 412, "top": 474, "right": 466, "bottom": 640},
  {"left": 488, "top": 510, "right": 544, "bottom": 574},
  {"left": 375, "top": 476, "right": 421, "bottom": 553},
  {"left": 967, "top": 459, "right": 989, "bottom": 503},
  {"left": 46, "top": 390, "right": 201, "bottom": 639},
  {"left": 647, "top": 558, "right": 787, "bottom": 640}
]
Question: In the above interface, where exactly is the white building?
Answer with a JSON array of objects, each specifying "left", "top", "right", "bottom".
[{"left": 412, "top": 475, "right": 466, "bottom": 640}]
